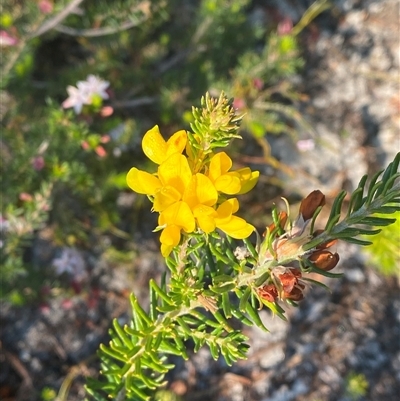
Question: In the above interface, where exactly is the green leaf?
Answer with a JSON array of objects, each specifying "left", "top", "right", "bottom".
[
  {"left": 112, "top": 319, "right": 134, "bottom": 349},
  {"left": 361, "top": 216, "right": 396, "bottom": 226},
  {"left": 325, "top": 213, "right": 341, "bottom": 233},
  {"left": 99, "top": 344, "right": 127, "bottom": 363},
  {"left": 209, "top": 342, "right": 219, "bottom": 360},
  {"left": 239, "top": 286, "right": 252, "bottom": 312},
  {"left": 130, "top": 294, "right": 153, "bottom": 326},
  {"left": 342, "top": 237, "right": 373, "bottom": 246},
  {"left": 245, "top": 302, "right": 269, "bottom": 332},
  {"left": 222, "top": 292, "right": 232, "bottom": 318},
  {"left": 230, "top": 308, "right": 254, "bottom": 326}
]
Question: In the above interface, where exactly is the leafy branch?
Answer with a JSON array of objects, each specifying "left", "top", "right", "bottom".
[
  {"left": 305, "top": 153, "right": 400, "bottom": 250},
  {"left": 85, "top": 91, "right": 399, "bottom": 400}
]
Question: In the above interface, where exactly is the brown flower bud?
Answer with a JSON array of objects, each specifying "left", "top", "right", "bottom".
[
  {"left": 258, "top": 284, "right": 278, "bottom": 302},
  {"left": 278, "top": 268, "right": 301, "bottom": 293},
  {"left": 283, "top": 284, "right": 305, "bottom": 301},
  {"left": 277, "top": 268, "right": 305, "bottom": 301},
  {"left": 299, "top": 190, "right": 325, "bottom": 221},
  {"left": 309, "top": 250, "right": 339, "bottom": 271}
]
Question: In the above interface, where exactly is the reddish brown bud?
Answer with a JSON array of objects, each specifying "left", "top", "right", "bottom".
[
  {"left": 258, "top": 284, "right": 278, "bottom": 302},
  {"left": 277, "top": 268, "right": 305, "bottom": 301},
  {"left": 299, "top": 190, "right": 325, "bottom": 221},
  {"left": 278, "top": 268, "right": 301, "bottom": 293},
  {"left": 283, "top": 284, "right": 305, "bottom": 301},
  {"left": 309, "top": 250, "right": 340, "bottom": 271}
]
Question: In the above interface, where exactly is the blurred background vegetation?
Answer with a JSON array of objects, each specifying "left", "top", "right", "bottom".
[{"left": 1, "top": 0, "right": 397, "bottom": 312}]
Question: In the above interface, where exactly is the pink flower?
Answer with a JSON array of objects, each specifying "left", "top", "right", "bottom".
[
  {"left": 61, "top": 298, "right": 74, "bottom": 309},
  {"left": 0, "top": 30, "right": 18, "bottom": 47},
  {"left": 32, "top": 156, "right": 45, "bottom": 171},
  {"left": 277, "top": 18, "right": 293, "bottom": 36},
  {"left": 19, "top": 192, "right": 33, "bottom": 202},
  {"left": 100, "top": 106, "right": 114, "bottom": 117},
  {"left": 100, "top": 134, "right": 111, "bottom": 143},
  {"left": 38, "top": 0, "right": 53, "bottom": 14},
  {"left": 95, "top": 145, "right": 107, "bottom": 157},
  {"left": 253, "top": 78, "right": 263, "bottom": 90},
  {"left": 233, "top": 97, "right": 246, "bottom": 111}
]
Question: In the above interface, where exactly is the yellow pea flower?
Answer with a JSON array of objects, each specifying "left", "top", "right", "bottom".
[
  {"left": 126, "top": 124, "right": 257, "bottom": 257},
  {"left": 214, "top": 198, "right": 255, "bottom": 239},
  {"left": 157, "top": 173, "right": 219, "bottom": 256},
  {"left": 127, "top": 153, "right": 192, "bottom": 211},
  {"left": 142, "top": 125, "right": 187, "bottom": 164},
  {"left": 159, "top": 201, "right": 196, "bottom": 257},
  {"left": 207, "top": 152, "right": 259, "bottom": 195},
  {"left": 236, "top": 167, "right": 260, "bottom": 195}
]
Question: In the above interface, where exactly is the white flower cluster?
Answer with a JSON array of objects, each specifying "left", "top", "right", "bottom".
[
  {"left": 62, "top": 74, "right": 110, "bottom": 114},
  {"left": 52, "top": 247, "right": 87, "bottom": 282}
]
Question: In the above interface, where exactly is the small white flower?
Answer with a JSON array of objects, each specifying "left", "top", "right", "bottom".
[
  {"left": 81, "top": 74, "right": 110, "bottom": 100},
  {"left": 62, "top": 83, "right": 90, "bottom": 114},
  {"left": 52, "top": 247, "right": 87, "bottom": 282},
  {"left": 62, "top": 75, "right": 110, "bottom": 114},
  {"left": 296, "top": 139, "right": 315, "bottom": 152}
]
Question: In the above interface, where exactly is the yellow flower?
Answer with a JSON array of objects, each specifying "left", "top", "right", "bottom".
[
  {"left": 157, "top": 172, "right": 219, "bottom": 256},
  {"left": 158, "top": 197, "right": 254, "bottom": 257},
  {"left": 126, "top": 126, "right": 257, "bottom": 256},
  {"left": 126, "top": 153, "right": 192, "bottom": 211},
  {"left": 142, "top": 125, "right": 187, "bottom": 165},
  {"left": 207, "top": 152, "right": 259, "bottom": 195},
  {"left": 159, "top": 201, "right": 196, "bottom": 257},
  {"left": 214, "top": 198, "right": 255, "bottom": 239}
]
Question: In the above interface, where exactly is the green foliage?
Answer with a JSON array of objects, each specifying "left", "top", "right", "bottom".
[
  {"left": 344, "top": 372, "right": 369, "bottom": 400},
  {"left": 303, "top": 153, "right": 400, "bottom": 251},
  {"left": 40, "top": 387, "right": 57, "bottom": 401},
  {"left": 363, "top": 211, "right": 400, "bottom": 276}
]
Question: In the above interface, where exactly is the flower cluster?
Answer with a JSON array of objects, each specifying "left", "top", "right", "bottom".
[
  {"left": 258, "top": 190, "right": 340, "bottom": 302},
  {"left": 127, "top": 126, "right": 259, "bottom": 256},
  {"left": 62, "top": 75, "right": 110, "bottom": 114}
]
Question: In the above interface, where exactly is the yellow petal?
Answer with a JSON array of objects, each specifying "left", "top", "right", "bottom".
[
  {"left": 158, "top": 154, "right": 192, "bottom": 195},
  {"left": 142, "top": 125, "right": 168, "bottom": 164},
  {"left": 126, "top": 167, "right": 162, "bottom": 195},
  {"left": 215, "top": 172, "right": 241, "bottom": 194},
  {"left": 216, "top": 215, "right": 254, "bottom": 239},
  {"left": 153, "top": 185, "right": 182, "bottom": 212},
  {"left": 216, "top": 198, "right": 239, "bottom": 221},
  {"left": 208, "top": 152, "right": 233, "bottom": 181},
  {"left": 193, "top": 204, "right": 217, "bottom": 233},
  {"left": 166, "top": 130, "right": 187, "bottom": 158},
  {"left": 160, "top": 225, "right": 181, "bottom": 246},
  {"left": 159, "top": 201, "right": 195, "bottom": 233},
  {"left": 237, "top": 168, "right": 259, "bottom": 194},
  {"left": 160, "top": 243, "right": 174, "bottom": 257},
  {"left": 183, "top": 173, "right": 218, "bottom": 208}
]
